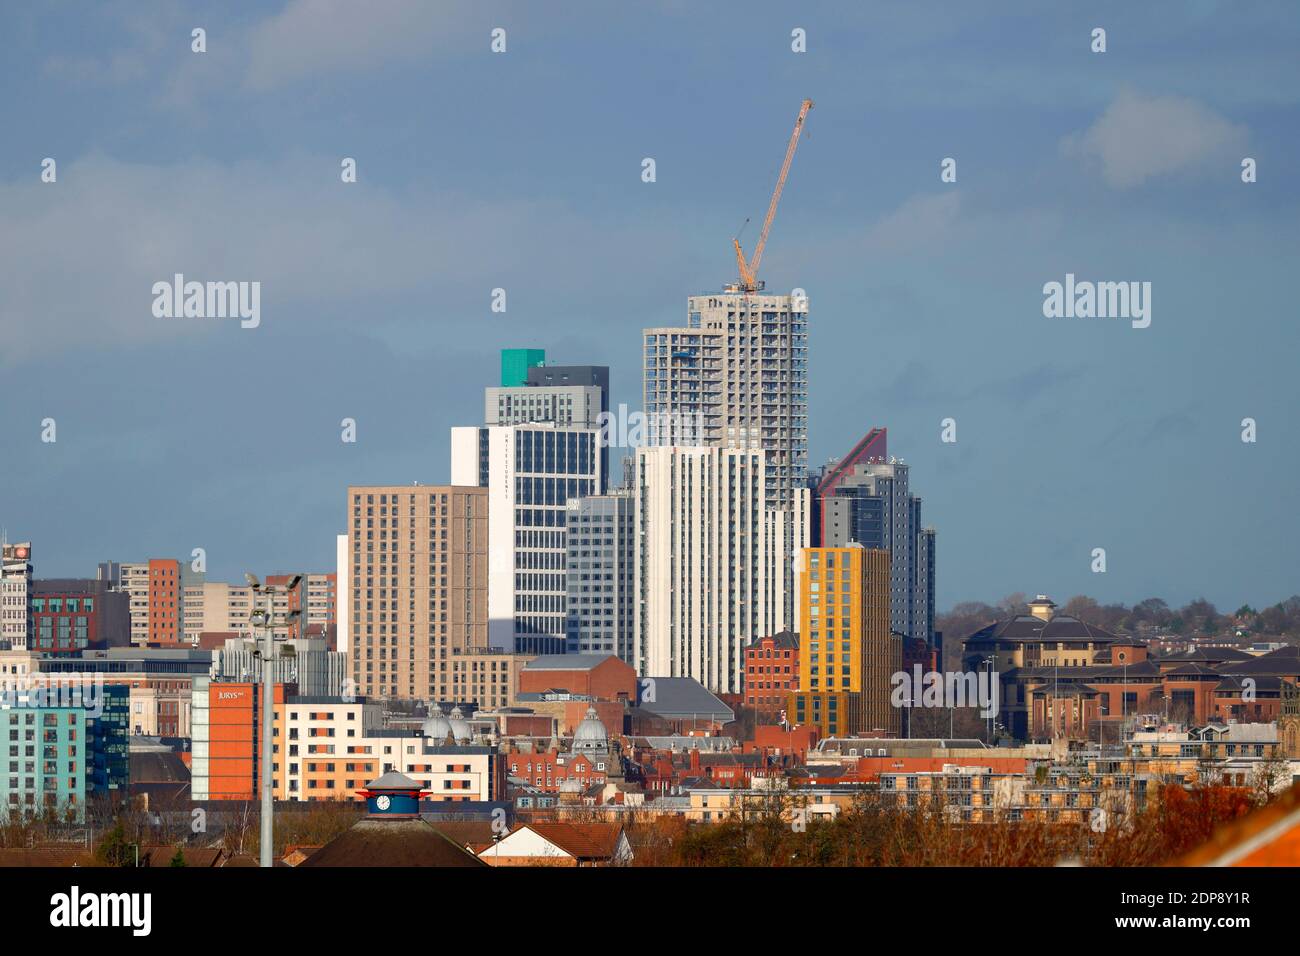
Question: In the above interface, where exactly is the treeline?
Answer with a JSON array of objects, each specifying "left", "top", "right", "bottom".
[
  {"left": 0, "top": 799, "right": 362, "bottom": 865},
  {"left": 628, "top": 784, "right": 1259, "bottom": 867},
  {"left": 938, "top": 593, "right": 1300, "bottom": 647}
]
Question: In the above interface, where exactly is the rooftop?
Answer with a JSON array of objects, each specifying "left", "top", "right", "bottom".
[
  {"left": 964, "top": 613, "right": 1122, "bottom": 646},
  {"left": 300, "top": 818, "right": 486, "bottom": 868},
  {"left": 637, "top": 677, "right": 733, "bottom": 721},
  {"left": 522, "top": 654, "right": 622, "bottom": 672}
]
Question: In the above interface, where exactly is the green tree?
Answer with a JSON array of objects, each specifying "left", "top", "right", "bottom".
[
  {"left": 95, "top": 821, "right": 134, "bottom": 867},
  {"left": 169, "top": 848, "right": 187, "bottom": 867}
]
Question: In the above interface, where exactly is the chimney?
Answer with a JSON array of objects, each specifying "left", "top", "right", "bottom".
[{"left": 1028, "top": 595, "right": 1057, "bottom": 622}]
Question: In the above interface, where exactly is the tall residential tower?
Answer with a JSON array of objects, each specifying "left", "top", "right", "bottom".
[
  {"left": 643, "top": 292, "right": 808, "bottom": 509},
  {"left": 344, "top": 485, "right": 487, "bottom": 700},
  {"left": 633, "top": 445, "right": 792, "bottom": 694}
]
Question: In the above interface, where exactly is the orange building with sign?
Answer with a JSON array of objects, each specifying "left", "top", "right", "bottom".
[{"left": 197, "top": 681, "right": 286, "bottom": 800}]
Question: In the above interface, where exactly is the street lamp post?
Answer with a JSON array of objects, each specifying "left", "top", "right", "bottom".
[
  {"left": 983, "top": 655, "right": 996, "bottom": 744},
  {"left": 1122, "top": 661, "right": 1128, "bottom": 739},
  {"left": 246, "top": 572, "right": 302, "bottom": 868}
]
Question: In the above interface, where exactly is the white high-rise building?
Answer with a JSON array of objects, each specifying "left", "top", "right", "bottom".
[
  {"left": 1, "top": 542, "right": 33, "bottom": 650},
  {"left": 485, "top": 384, "right": 604, "bottom": 430},
  {"left": 451, "top": 423, "right": 603, "bottom": 655},
  {"left": 564, "top": 491, "right": 635, "bottom": 659},
  {"left": 118, "top": 562, "right": 151, "bottom": 645},
  {"left": 633, "top": 446, "right": 801, "bottom": 694},
  {"left": 336, "top": 533, "right": 349, "bottom": 657},
  {"left": 181, "top": 581, "right": 256, "bottom": 642}
]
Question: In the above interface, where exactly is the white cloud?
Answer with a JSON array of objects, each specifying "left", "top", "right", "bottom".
[
  {"left": 861, "top": 192, "right": 962, "bottom": 251},
  {"left": 244, "top": 0, "right": 478, "bottom": 90},
  {"left": 1062, "top": 90, "right": 1247, "bottom": 188}
]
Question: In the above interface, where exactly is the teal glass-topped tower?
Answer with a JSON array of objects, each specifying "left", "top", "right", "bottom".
[{"left": 500, "top": 347, "right": 545, "bottom": 387}]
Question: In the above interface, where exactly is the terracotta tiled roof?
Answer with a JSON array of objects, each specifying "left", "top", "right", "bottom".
[
  {"left": 137, "top": 845, "right": 226, "bottom": 867},
  {"left": 0, "top": 848, "right": 94, "bottom": 867},
  {"left": 513, "top": 822, "right": 623, "bottom": 860},
  {"left": 426, "top": 820, "right": 498, "bottom": 848}
]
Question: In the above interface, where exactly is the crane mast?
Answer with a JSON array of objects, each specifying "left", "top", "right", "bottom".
[{"left": 729, "top": 98, "right": 814, "bottom": 294}]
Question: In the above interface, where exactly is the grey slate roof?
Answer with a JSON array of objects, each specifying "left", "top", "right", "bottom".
[
  {"left": 1214, "top": 675, "right": 1284, "bottom": 693},
  {"left": 964, "top": 614, "right": 1121, "bottom": 646},
  {"left": 637, "top": 677, "right": 734, "bottom": 721},
  {"left": 1216, "top": 645, "right": 1300, "bottom": 676},
  {"left": 1163, "top": 662, "right": 1227, "bottom": 678},
  {"left": 748, "top": 630, "right": 799, "bottom": 650},
  {"left": 1157, "top": 647, "right": 1254, "bottom": 663},
  {"left": 366, "top": 770, "right": 423, "bottom": 791}
]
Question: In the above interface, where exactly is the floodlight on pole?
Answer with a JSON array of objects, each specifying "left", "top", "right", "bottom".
[{"left": 250, "top": 579, "right": 275, "bottom": 868}]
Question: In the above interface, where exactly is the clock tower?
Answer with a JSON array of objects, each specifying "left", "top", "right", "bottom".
[
  {"left": 357, "top": 771, "right": 427, "bottom": 818},
  {"left": 1280, "top": 681, "right": 1300, "bottom": 758}
]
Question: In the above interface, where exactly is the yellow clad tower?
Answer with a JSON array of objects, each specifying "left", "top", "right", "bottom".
[{"left": 788, "top": 545, "right": 899, "bottom": 737}]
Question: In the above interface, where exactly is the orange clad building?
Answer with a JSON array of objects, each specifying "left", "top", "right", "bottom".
[{"left": 191, "top": 679, "right": 287, "bottom": 801}]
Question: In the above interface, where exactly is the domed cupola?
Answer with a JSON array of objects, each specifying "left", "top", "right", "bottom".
[
  {"left": 572, "top": 706, "right": 609, "bottom": 753},
  {"left": 422, "top": 702, "right": 452, "bottom": 741},
  {"left": 448, "top": 705, "right": 472, "bottom": 743}
]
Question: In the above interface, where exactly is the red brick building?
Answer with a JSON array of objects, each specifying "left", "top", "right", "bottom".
[
  {"left": 902, "top": 634, "right": 937, "bottom": 674},
  {"left": 745, "top": 724, "right": 819, "bottom": 763},
  {"left": 505, "top": 748, "right": 610, "bottom": 793},
  {"left": 635, "top": 746, "right": 766, "bottom": 793},
  {"left": 147, "top": 558, "right": 182, "bottom": 645},
  {"left": 744, "top": 631, "right": 799, "bottom": 717},
  {"left": 518, "top": 654, "right": 636, "bottom": 702}
]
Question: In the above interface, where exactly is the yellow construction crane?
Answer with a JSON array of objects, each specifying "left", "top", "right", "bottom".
[{"left": 729, "top": 98, "right": 814, "bottom": 294}]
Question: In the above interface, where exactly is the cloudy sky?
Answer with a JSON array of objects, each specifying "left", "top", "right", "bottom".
[{"left": 2, "top": 1, "right": 1298, "bottom": 611}]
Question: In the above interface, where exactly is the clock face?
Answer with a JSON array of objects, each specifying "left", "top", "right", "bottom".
[{"left": 375, "top": 794, "right": 391, "bottom": 810}]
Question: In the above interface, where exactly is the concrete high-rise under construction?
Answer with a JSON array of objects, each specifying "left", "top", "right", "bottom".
[{"left": 642, "top": 292, "right": 808, "bottom": 510}]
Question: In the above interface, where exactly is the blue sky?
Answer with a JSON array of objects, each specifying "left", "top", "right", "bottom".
[{"left": 1, "top": 1, "right": 1298, "bottom": 611}]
